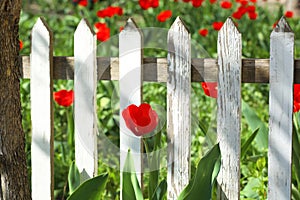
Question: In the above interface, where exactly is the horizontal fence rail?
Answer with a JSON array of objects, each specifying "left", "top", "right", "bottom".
[
  {"left": 27, "top": 16, "right": 296, "bottom": 200},
  {"left": 20, "top": 56, "right": 300, "bottom": 83}
]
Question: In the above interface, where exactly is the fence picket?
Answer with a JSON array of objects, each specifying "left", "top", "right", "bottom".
[
  {"left": 217, "top": 18, "right": 242, "bottom": 200},
  {"left": 30, "top": 17, "right": 54, "bottom": 200},
  {"left": 167, "top": 17, "right": 191, "bottom": 199},
  {"left": 268, "top": 17, "right": 294, "bottom": 200},
  {"left": 74, "top": 19, "right": 98, "bottom": 182},
  {"left": 119, "top": 18, "right": 143, "bottom": 190}
]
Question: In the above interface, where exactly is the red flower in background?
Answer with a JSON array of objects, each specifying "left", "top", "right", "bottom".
[
  {"left": 19, "top": 40, "right": 23, "bottom": 50},
  {"left": 122, "top": 103, "right": 159, "bottom": 136},
  {"left": 248, "top": 11, "right": 258, "bottom": 20},
  {"left": 294, "top": 84, "right": 300, "bottom": 112},
  {"left": 97, "top": 6, "right": 123, "bottom": 18},
  {"left": 198, "top": 29, "right": 208, "bottom": 37},
  {"left": 201, "top": 82, "right": 218, "bottom": 98},
  {"left": 73, "top": 0, "right": 88, "bottom": 6},
  {"left": 192, "top": 0, "right": 204, "bottom": 7},
  {"left": 139, "top": 0, "right": 159, "bottom": 10},
  {"left": 94, "top": 22, "right": 110, "bottom": 41},
  {"left": 157, "top": 10, "right": 172, "bottom": 22},
  {"left": 285, "top": 11, "right": 294, "bottom": 18},
  {"left": 212, "top": 21, "right": 223, "bottom": 31},
  {"left": 54, "top": 90, "right": 74, "bottom": 107},
  {"left": 221, "top": 1, "right": 232, "bottom": 9}
]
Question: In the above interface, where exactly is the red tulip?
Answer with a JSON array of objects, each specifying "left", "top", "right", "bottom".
[
  {"left": 157, "top": 10, "right": 172, "bottom": 22},
  {"left": 201, "top": 82, "right": 218, "bottom": 98},
  {"left": 54, "top": 90, "right": 74, "bottom": 107},
  {"left": 285, "top": 11, "right": 293, "bottom": 18},
  {"left": 198, "top": 29, "right": 208, "bottom": 37},
  {"left": 212, "top": 21, "right": 223, "bottom": 31},
  {"left": 122, "top": 103, "right": 159, "bottom": 136},
  {"left": 221, "top": 1, "right": 232, "bottom": 9},
  {"left": 94, "top": 22, "right": 110, "bottom": 42},
  {"left": 294, "top": 84, "right": 300, "bottom": 113},
  {"left": 19, "top": 40, "right": 23, "bottom": 50}
]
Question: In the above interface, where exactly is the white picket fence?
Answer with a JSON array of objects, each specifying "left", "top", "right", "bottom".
[{"left": 22, "top": 16, "right": 296, "bottom": 200}]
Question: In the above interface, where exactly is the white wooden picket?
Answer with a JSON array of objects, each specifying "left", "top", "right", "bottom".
[
  {"left": 268, "top": 17, "right": 294, "bottom": 200},
  {"left": 74, "top": 19, "right": 98, "bottom": 183},
  {"left": 216, "top": 18, "right": 242, "bottom": 200},
  {"left": 27, "top": 16, "right": 296, "bottom": 200},
  {"left": 30, "top": 17, "right": 54, "bottom": 200},
  {"left": 119, "top": 18, "right": 143, "bottom": 190},
  {"left": 167, "top": 17, "right": 191, "bottom": 200}
]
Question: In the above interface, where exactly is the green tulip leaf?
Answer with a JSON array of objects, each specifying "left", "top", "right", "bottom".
[
  {"left": 122, "top": 150, "right": 144, "bottom": 200},
  {"left": 178, "top": 143, "right": 221, "bottom": 200},
  {"left": 68, "top": 161, "right": 80, "bottom": 194},
  {"left": 151, "top": 179, "right": 167, "bottom": 200},
  {"left": 241, "top": 128, "right": 260, "bottom": 159},
  {"left": 67, "top": 173, "right": 108, "bottom": 200},
  {"left": 242, "top": 100, "right": 268, "bottom": 149}
]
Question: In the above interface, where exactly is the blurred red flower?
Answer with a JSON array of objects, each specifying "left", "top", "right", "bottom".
[
  {"left": 19, "top": 40, "right": 23, "bottom": 50},
  {"left": 198, "top": 29, "right": 208, "bottom": 37},
  {"left": 201, "top": 82, "right": 218, "bottom": 98},
  {"left": 294, "top": 84, "right": 300, "bottom": 112},
  {"left": 210, "top": 0, "right": 217, "bottom": 3},
  {"left": 157, "top": 10, "right": 172, "bottom": 22},
  {"left": 247, "top": 5, "right": 256, "bottom": 12},
  {"left": 73, "top": 0, "right": 88, "bottom": 6},
  {"left": 221, "top": 1, "right": 232, "bottom": 9},
  {"left": 273, "top": 20, "right": 279, "bottom": 28},
  {"left": 122, "top": 103, "right": 159, "bottom": 136},
  {"left": 97, "top": 6, "right": 123, "bottom": 18},
  {"left": 139, "top": 0, "right": 159, "bottom": 10},
  {"left": 248, "top": 11, "right": 258, "bottom": 20},
  {"left": 192, "top": 0, "right": 204, "bottom": 7},
  {"left": 212, "top": 21, "right": 223, "bottom": 31},
  {"left": 54, "top": 90, "right": 74, "bottom": 107},
  {"left": 94, "top": 22, "right": 110, "bottom": 41},
  {"left": 285, "top": 11, "right": 293, "bottom": 18}
]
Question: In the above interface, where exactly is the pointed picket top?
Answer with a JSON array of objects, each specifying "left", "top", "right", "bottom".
[
  {"left": 273, "top": 16, "right": 293, "bottom": 33},
  {"left": 32, "top": 17, "right": 53, "bottom": 37},
  {"left": 169, "top": 16, "right": 190, "bottom": 34},
  {"left": 123, "top": 18, "right": 140, "bottom": 32},
  {"left": 219, "top": 17, "right": 239, "bottom": 36},
  {"left": 75, "top": 18, "right": 95, "bottom": 38}
]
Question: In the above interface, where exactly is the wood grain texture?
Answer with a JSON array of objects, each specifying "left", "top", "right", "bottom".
[
  {"left": 20, "top": 56, "right": 300, "bottom": 83},
  {"left": 30, "top": 17, "right": 54, "bottom": 200},
  {"left": 167, "top": 17, "right": 191, "bottom": 200},
  {"left": 216, "top": 18, "right": 242, "bottom": 200},
  {"left": 119, "top": 18, "right": 143, "bottom": 190},
  {"left": 74, "top": 19, "right": 98, "bottom": 183},
  {"left": 268, "top": 17, "right": 294, "bottom": 200}
]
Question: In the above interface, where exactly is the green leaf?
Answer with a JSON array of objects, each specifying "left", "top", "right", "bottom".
[
  {"left": 67, "top": 173, "right": 108, "bottom": 200},
  {"left": 151, "top": 179, "right": 167, "bottom": 200},
  {"left": 292, "top": 183, "right": 300, "bottom": 200},
  {"left": 241, "top": 128, "right": 260, "bottom": 159},
  {"left": 177, "top": 143, "right": 221, "bottom": 200},
  {"left": 122, "top": 150, "right": 144, "bottom": 200},
  {"left": 68, "top": 161, "right": 81, "bottom": 194},
  {"left": 242, "top": 101, "right": 268, "bottom": 149}
]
